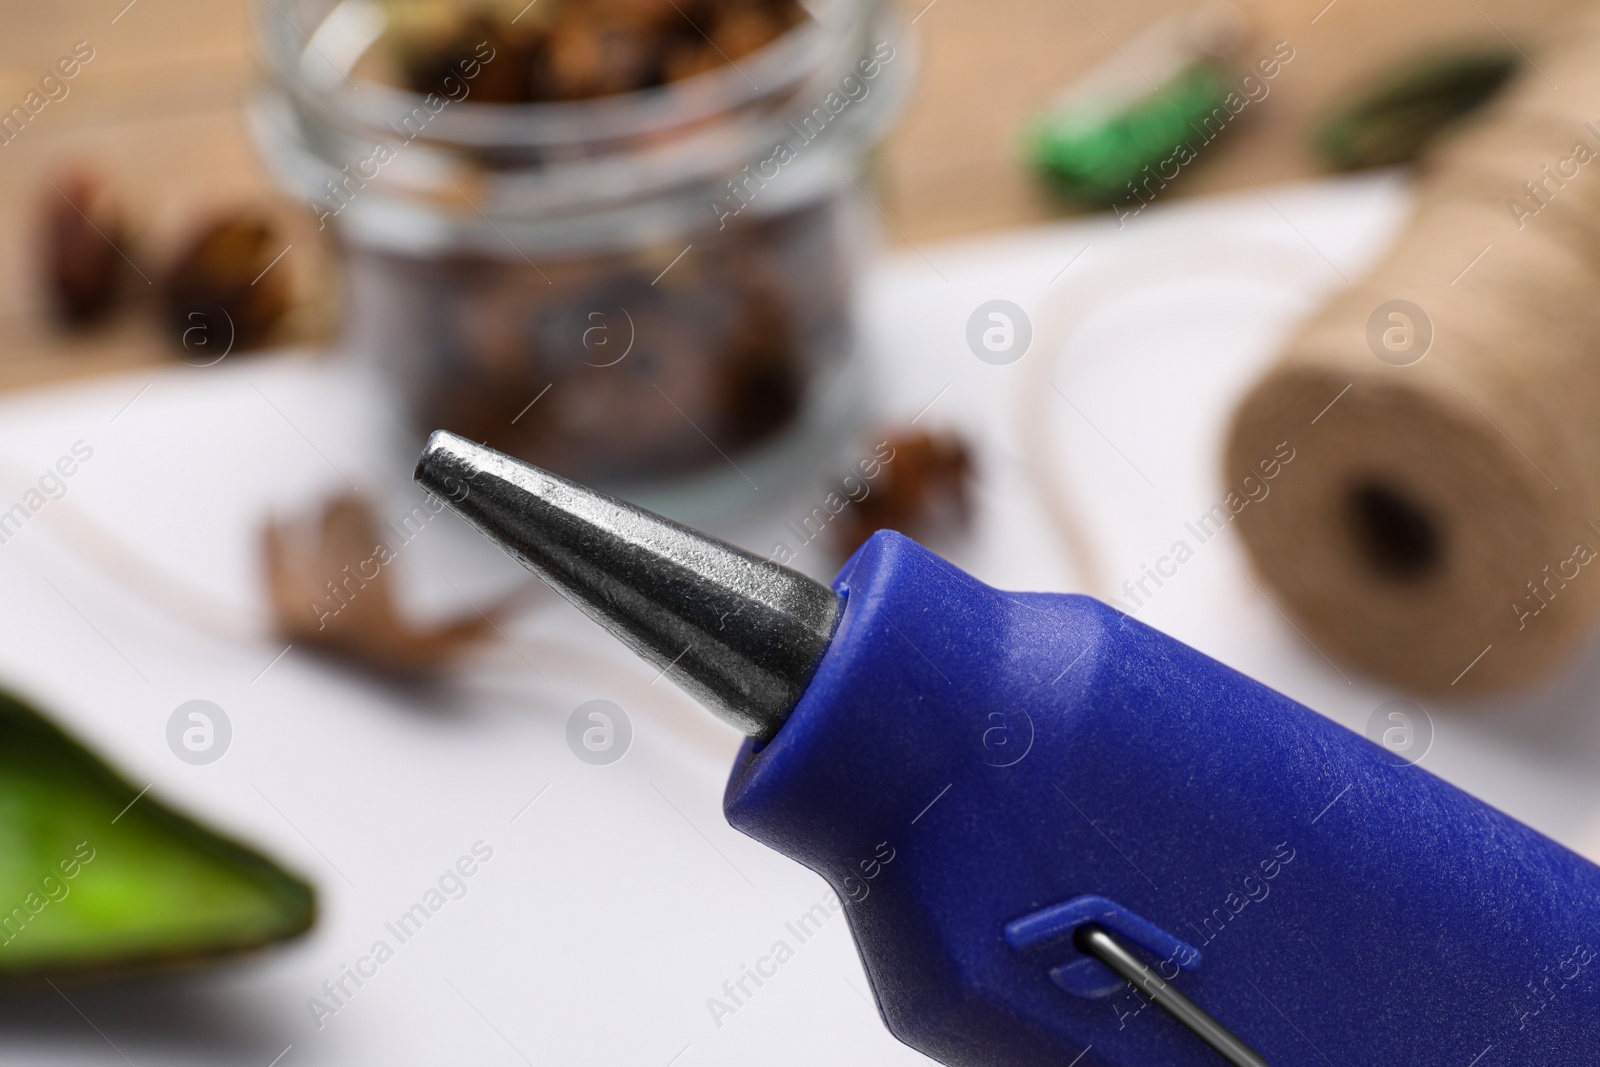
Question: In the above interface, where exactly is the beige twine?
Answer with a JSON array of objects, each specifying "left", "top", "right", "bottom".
[{"left": 1225, "top": 13, "right": 1600, "bottom": 693}]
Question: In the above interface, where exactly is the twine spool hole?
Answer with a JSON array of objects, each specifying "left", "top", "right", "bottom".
[{"left": 1345, "top": 481, "right": 1445, "bottom": 582}]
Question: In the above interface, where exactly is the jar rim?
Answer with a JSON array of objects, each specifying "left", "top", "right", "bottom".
[{"left": 251, "top": 0, "right": 911, "bottom": 255}]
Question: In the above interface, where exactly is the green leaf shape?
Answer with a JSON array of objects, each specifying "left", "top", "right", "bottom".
[
  {"left": 0, "top": 689, "right": 314, "bottom": 979},
  {"left": 1316, "top": 50, "right": 1519, "bottom": 171}
]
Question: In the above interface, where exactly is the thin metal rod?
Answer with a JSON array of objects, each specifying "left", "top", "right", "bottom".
[{"left": 1074, "top": 923, "right": 1270, "bottom": 1067}]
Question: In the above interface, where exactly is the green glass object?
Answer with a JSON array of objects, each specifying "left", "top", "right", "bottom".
[
  {"left": 1029, "top": 62, "right": 1231, "bottom": 207},
  {"left": 0, "top": 690, "right": 314, "bottom": 979},
  {"left": 1316, "top": 50, "right": 1518, "bottom": 171}
]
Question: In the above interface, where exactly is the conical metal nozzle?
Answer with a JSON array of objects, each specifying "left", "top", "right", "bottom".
[{"left": 414, "top": 431, "right": 841, "bottom": 741}]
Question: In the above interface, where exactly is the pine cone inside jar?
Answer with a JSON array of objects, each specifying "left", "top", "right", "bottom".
[{"left": 384, "top": 0, "right": 809, "bottom": 102}]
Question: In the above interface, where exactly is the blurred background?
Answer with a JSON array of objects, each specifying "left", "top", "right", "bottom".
[
  {"left": 6, "top": 0, "right": 1600, "bottom": 1063},
  {"left": 0, "top": 0, "right": 1588, "bottom": 387}
]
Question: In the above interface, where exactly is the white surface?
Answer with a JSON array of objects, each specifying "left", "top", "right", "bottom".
[{"left": 4, "top": 172, "right": 1600, "bottom": 1064}]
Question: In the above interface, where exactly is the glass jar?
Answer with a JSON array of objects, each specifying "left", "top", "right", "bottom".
[{"left": 251, "top": 0, "right": 910, "bottom": 511}]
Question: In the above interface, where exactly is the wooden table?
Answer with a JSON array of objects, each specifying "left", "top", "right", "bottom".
[{"left": 0, "top": 0, "right": 1587, "bottom": 391}]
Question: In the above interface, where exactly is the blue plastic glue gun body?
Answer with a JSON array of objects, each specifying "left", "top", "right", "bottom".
[
  {"left": 728, "top": 532, "right": 1600, "bottom": 1065},
  {"left": 415, "top": 432, "right": 1600, "bottom": 1067}
]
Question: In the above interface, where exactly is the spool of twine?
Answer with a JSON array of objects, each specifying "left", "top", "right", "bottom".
[{"left": 1225, "top": 15, "right": 1600, "bottom": 693}]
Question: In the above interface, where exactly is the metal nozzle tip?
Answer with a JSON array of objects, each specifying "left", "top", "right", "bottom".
[
  {"left": 413, "top": 431, "right": 840, "bottom": 740},
  {"left": 414, "top": 429, "right": 475, "bottom": 501}
]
